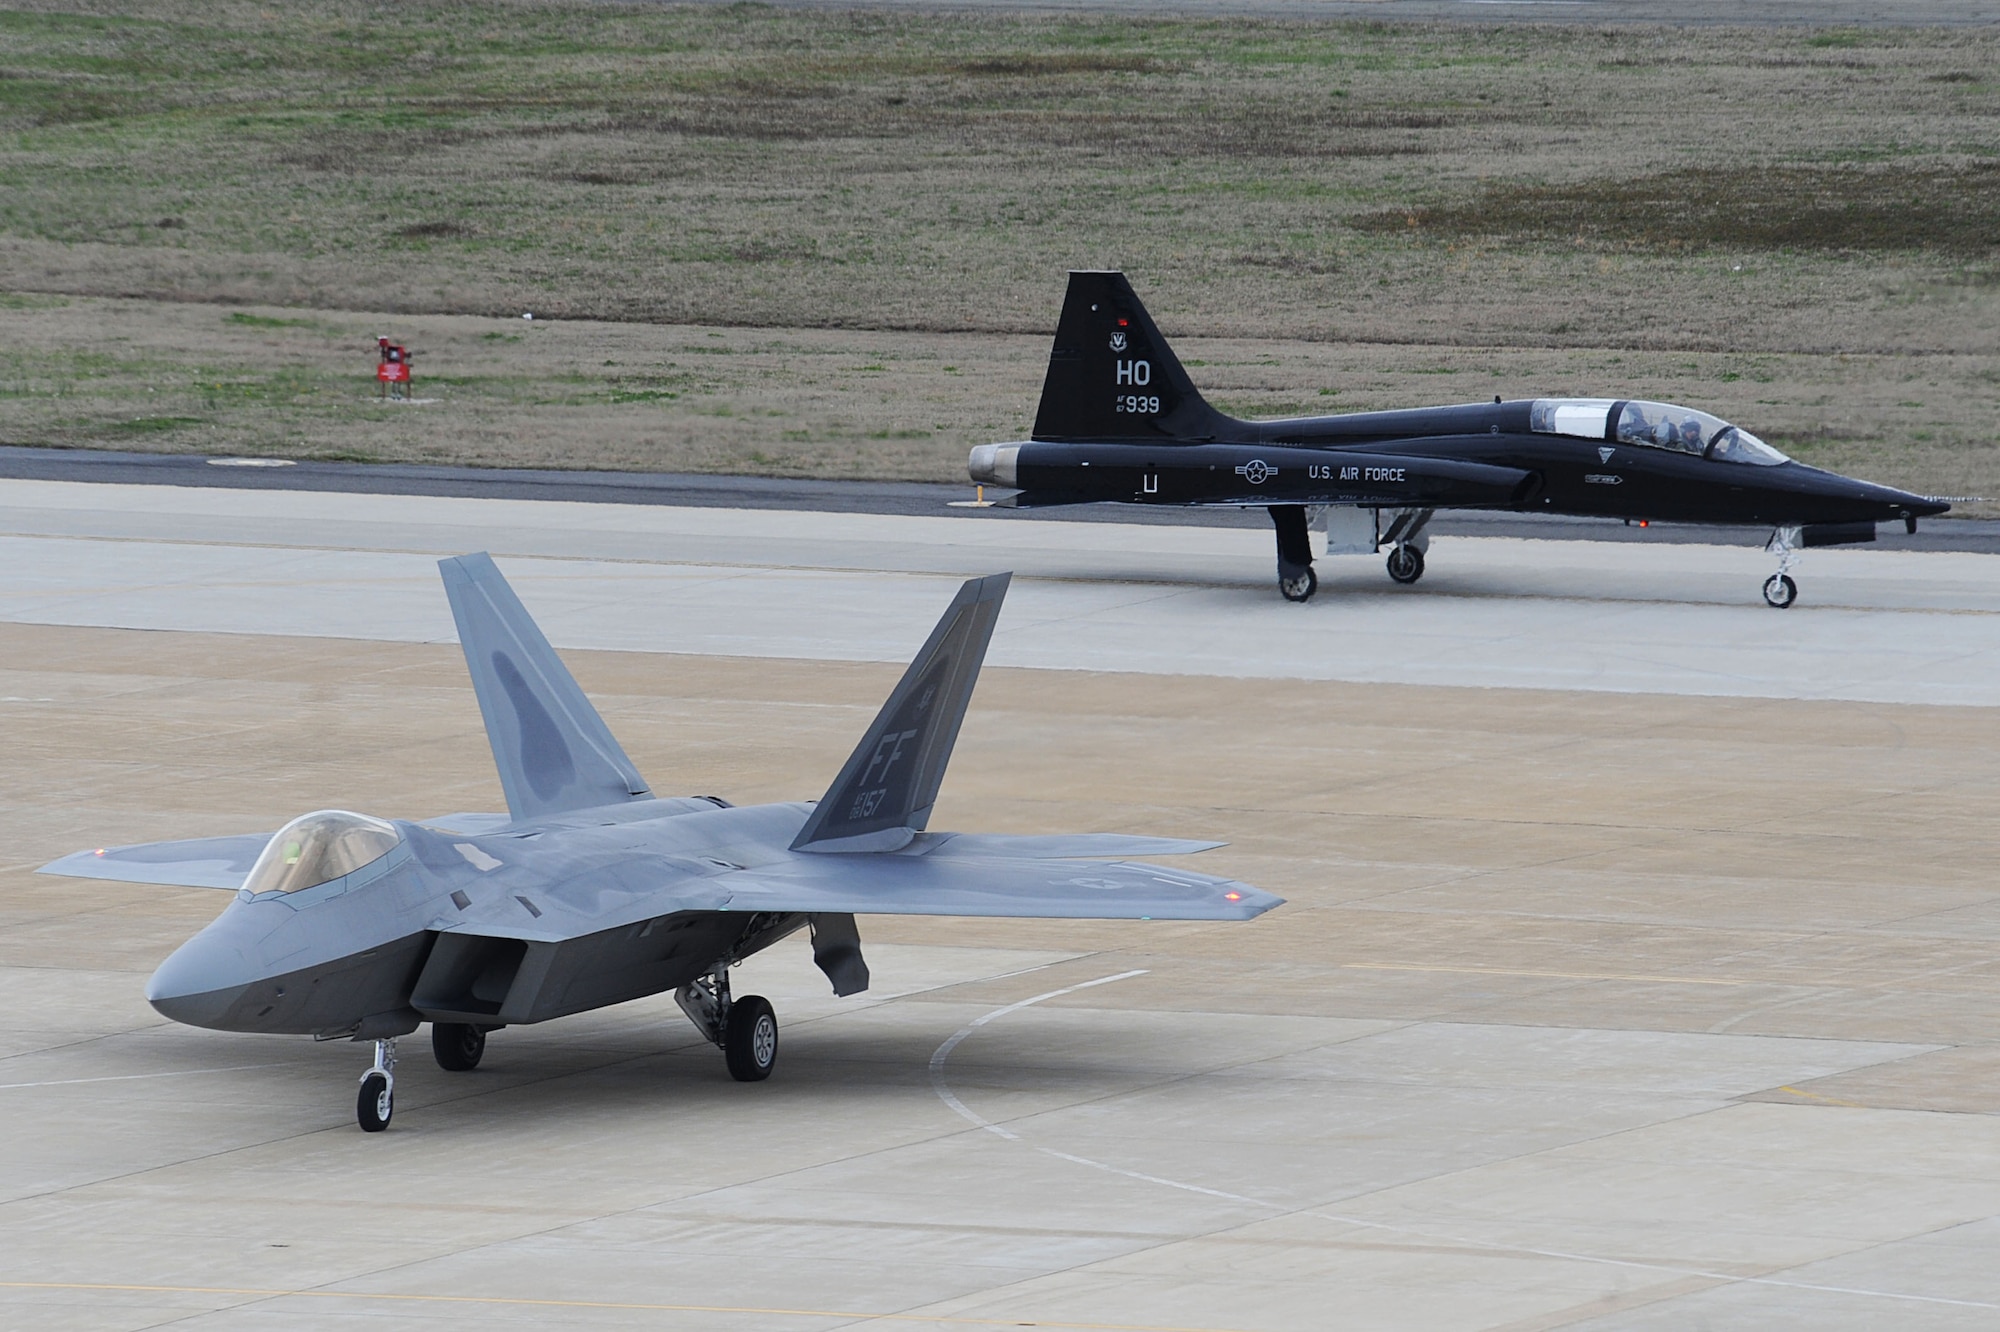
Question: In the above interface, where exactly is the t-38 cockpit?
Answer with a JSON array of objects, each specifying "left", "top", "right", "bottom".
[{"left": 1531, "top": 398, "right": 1790, "bottom": 467}]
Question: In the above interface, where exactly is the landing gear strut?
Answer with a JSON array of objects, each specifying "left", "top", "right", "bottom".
[
  {"left": 677, "top": 963, "right": 779, "bottom": 1082},
  {"left": 357, "top": 1037, "right": 396, "bottom": 1132},
  {"left": 1764, "top": 526, "right": 1801, "bottom": 609},
  {"left": 1269, "top": 505, "right": 1316, "bottom": 602},
  {"left": 1380, "top": 508, "right": 1433, "bottom": 586}
]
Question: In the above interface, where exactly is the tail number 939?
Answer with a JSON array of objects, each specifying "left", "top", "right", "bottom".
[{"left": 1115, "top": 394, "right": 1161, "bottom": 415}]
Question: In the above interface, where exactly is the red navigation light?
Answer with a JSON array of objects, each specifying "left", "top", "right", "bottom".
[
  {"left": 1224, "top": 891, "right": 1242, "bottom": 901},
  {"left": 1639, "top": 519, "right": 1650, "bottom": 528},
  {"left": 1117, "top": 318, "right": 1129, "bottom": 327}
]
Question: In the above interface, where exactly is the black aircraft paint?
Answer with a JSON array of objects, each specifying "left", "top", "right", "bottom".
[{"left": 968, "top": 271, "right": 1949, "bottom": 608}]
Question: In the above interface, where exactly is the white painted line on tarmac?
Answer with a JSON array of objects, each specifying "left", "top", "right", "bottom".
[
  {"left": 928, "top": 983, "right": 2000, "bottom": 1314},
  {"left": 0, "top": 1062, "right": 289, "bottom": 1091}
]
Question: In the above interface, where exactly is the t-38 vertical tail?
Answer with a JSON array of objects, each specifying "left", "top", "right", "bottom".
[{"left": 1030, "top": 270, "right": 1234, "bottom": 445}]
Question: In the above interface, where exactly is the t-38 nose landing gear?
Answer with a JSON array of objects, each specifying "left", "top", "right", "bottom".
[{"left": 1763, "top": 526, "right": 1801, "bottom": 608}]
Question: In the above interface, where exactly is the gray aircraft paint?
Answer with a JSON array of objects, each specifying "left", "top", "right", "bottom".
[{"left": 42, "top": 556, "right": 1278, "bottom": 1120}]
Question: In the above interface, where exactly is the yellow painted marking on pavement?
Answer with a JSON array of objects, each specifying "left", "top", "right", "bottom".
[
  {"left": 1345, "top": 962, "right": 1743, "bottom": 987},
  {"left": 1774, "top": 1084, "right": 1869, "bottom": 1109},
  {"left": 0, "top": 1282, "right": 1249, "bottom": 1332}
]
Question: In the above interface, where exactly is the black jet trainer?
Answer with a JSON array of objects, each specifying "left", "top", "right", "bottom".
[{"left": 969, "top": 271, "right": 1949, "bottom": 608}]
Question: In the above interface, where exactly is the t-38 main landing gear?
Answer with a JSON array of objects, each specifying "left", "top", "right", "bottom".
[
  {"left": 1269, "top": 505, "right": 1317, "bottom": 602},
  {"left": 1380, "top": 508, "right": 1433, "bottom": 586}
]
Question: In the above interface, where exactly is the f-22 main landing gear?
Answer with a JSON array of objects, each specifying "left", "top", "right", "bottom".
[{"left": 677, "top": 962, "right": 779, "bottom": 1082}]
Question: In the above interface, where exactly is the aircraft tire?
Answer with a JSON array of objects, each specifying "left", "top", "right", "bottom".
[
  {"left": 357, "top": 1072, "right": 393, "bottom": 1132},
  {"left": 1386, "top": 546, "right": 1425, "bottom": 585},
  {"left": 724, "top": 995, "right": 778, "bottom": 1082},
  {"left": 1279, "top": 567, "right": 1317, "bottom": 603},
  {"left": 432, "top": 1022, "right": 486, "bottom": 1072},
  {"left": 1763, "top": 574, "right": 1798, "bottom": 609}
]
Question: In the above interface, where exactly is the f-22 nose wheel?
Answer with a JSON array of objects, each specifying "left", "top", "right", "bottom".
[
  {"left": 1279, "top": 567, "right": 1317, "bottom": 603},
  {"left": 1763, "top": 574, "right": 1798, "bottom": 609},
  {"left": 356, "top": 1037, "right": 396, "bottom": 1132},
  {"left": 357, "top": 1072, "right": 392, "bottom": 1132}
]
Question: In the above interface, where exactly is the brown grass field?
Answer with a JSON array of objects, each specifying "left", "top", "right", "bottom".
[{"left": 0, "top": 2, "right": 1994, "bottom": 502}]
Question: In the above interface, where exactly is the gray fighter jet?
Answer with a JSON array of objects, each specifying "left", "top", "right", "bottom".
[{"left": 42, "top": 556, "right": 1278, "bottom": 1131}]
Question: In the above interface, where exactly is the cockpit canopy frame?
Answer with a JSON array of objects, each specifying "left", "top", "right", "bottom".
[
  {"left": 241, "top": 810, "right": 404, "bottom": 898},
  {"left": 1530, "top": 398, "right": 1789, "bottom": 467}
]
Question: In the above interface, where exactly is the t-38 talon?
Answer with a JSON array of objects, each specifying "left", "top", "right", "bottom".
[{"left": 969, "top": 272, "right": 1948, "bottom": 607}]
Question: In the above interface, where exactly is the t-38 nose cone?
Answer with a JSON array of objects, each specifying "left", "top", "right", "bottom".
[{"left": 1851, "top": 475, "right": 1951, "bottom": 520}]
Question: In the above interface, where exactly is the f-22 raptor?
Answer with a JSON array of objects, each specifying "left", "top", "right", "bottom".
[
  {"left": 42, "top": 557, "right": 1278, "bottom": 1132},
  {"left": 969, "top": 271, "right": 1948, "bottom": 608}
]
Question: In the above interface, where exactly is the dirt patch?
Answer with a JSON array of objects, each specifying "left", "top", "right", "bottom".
[{"left": 1362, "top": 164, "right": 2000, "bottom": 255}]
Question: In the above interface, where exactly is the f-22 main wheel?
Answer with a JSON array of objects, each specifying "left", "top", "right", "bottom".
[
  {"left": 357, "top": 1071, "right": 392, "bottom": 1132},
  {"left": 1279, "top": 567, "right": 1317, "bottom": 603},
  {"left": 1763, "top": 573, "right": 1798, "bottom": 609},
  {"left": 1386, "top": 545, "right": 1425, "bottom": 585},
  {"left": 432, "top": 1022, "right": 486, "bottom": 1072},
  {"left": 724, "top": 995, "right": 778, "bottom": 1082}
]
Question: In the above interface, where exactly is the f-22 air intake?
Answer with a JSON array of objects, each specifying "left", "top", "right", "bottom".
[{"left": 969, "top": 271, "right": 1948, "bottom": 608}]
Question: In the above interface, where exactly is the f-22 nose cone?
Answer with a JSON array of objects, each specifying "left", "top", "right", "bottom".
[{"left": 146, "top": 939, "right": 250, "bottom": 1030}]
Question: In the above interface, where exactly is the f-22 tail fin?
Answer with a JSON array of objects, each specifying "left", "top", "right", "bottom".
[
  {"left": 440, "top": 553, "right": 652, "bottom": 823},
  {"left": 792, "top": 574, "right": 1010, "bottom": 854},
  {"left": 1030, "top": 270, "right": 1235, "bottom": 445}
]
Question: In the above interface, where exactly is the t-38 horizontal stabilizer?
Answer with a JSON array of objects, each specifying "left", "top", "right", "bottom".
[
  {"left": 792, "top": 573, "right": 1010, "bottom": 853},
  {"left": 440, "top": 553, "right": 652, "bottom": 822}
]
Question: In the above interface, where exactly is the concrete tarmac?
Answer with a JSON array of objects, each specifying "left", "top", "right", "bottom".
[{"left": 1, "top": 480, "right": 1997, "bottom": 1330}]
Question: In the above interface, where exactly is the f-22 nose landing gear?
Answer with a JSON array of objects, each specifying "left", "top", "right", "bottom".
[
  {"left": 1269, "top": 505, "right": 1317, "bottom": 602},
  {"left": 357, "top": 1037, "right": 396, "bottom": 1132}
]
